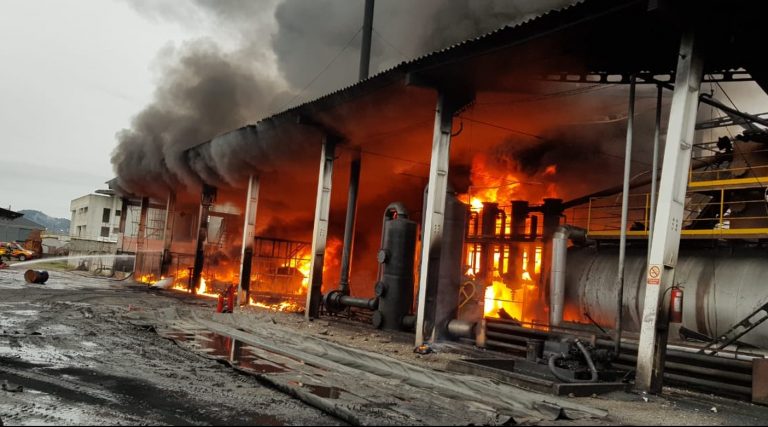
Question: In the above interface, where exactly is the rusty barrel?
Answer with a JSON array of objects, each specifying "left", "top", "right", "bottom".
[{"left": 24, "top": 270, "right": 49, "bottom": 284}]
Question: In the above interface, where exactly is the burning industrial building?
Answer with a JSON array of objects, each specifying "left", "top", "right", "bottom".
[{"left": 105, "top": 0, "right": 768, "bottom": 407}]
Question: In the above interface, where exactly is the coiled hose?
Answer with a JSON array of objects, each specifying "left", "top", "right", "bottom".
[{"left": 548, "top": 339, "right": 599, "bottom": 383}]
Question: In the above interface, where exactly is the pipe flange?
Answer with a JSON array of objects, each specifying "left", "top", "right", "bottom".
[
  {"left": 377, "top": 249, "right": 389, "bottom": 264},
  {"left": 323, "top": 290, "right": 346, "bottom": 314},
  {"left": 374, "top": 281, "right": 387, "bottom": 297}
]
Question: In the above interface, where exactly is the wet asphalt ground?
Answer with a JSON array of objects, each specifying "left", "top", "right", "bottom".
[{"left": 0, "top": 268, "right": 344, "bottom": 426}]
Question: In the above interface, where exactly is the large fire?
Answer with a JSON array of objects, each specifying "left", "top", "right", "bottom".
[
  {"left": 461, "top": 153, "right": 556, "bottom": 324},
  {"left": 139, "top": 237, "right": 343, "bottom": 314}
]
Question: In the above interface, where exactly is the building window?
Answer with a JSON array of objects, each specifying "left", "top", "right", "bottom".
[
  {"left": 115, "top": 210, "right": 121, "bottom": 217},
  {"left": 100, "top": 227, "right": 110, "bottom": 238},
  {"left": 113, "top": 227, "right": 120, "bottom": 234},
  {"left": 102, "top": 208, "right": 111, "bottom": 223}
]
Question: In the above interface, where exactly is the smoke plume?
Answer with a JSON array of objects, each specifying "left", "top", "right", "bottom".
[{"left": 111, "top": 0, "right": 576, "bottom": 196}]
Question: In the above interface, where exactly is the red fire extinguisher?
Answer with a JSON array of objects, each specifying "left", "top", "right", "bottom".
[
  {"left": 226, "top": 285, "right": 236, "bottom": 313},
  {"left": 669, "top": 287, "right": 684, "bottom": 323},
  {"left": 216, "top": 285, "right": 236, "bottom": 313}
]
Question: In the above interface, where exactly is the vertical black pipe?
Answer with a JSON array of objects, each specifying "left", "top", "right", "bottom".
[
  {"left": 480, "top": 202, "right": 498, "bottom": 283},
  {"left": 339, "top": 153, "right": 361, "bottom": 295},
  {"left": 359, "top": 0, "right": 375, "bottom": 81},
  {"left": 192, "top": 185, "right": 216, "bottom": 294}
]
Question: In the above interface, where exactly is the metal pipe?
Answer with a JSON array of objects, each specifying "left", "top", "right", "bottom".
[
  {"left": 160, "top": 192, "right": 176, "bottom": 277},
  {"left": 653, "top": 79, "right": 768, "bottom": 129},
  {"left": 550, "top": 226, "right": 588, "bottom": 327},
  {"left": 340, "top": 295, "right": 378, "bottom": 310},
  {"left": 192, "top": 185, "right": 216, "bottom": 294},
  {"left": 359, "top": 0, "right": 375, "bottom": 81},
  {"left": 238, "top": 175, "right": 260, "bottom": 307},
  {"left": 485, "top": 338, "right": 527, "bottom": 353},
  {"left": 306, "top": 137, "right": 337, "bottom": 319},
  {"left": 338, "top": 153, "right": 361, "bottom": 295},
  {"left": 615, "top": 74, "right": 636, "bottom": 356},
  {"left": 648, "top": 84, "right": 663, "bottom": 255},
  {"left": 616, "top": 355, "right": 752, "bottom": 383},
  {"left": 447, "top": 319, "right": 476, "bottom": 339}
]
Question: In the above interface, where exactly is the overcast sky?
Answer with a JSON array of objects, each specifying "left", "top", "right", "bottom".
[
  {"left": 2, "top": 1, "right": 767, "bottom": 220},
  {"left": 0, "top": 0, "right": 277, "bottom": 218}
]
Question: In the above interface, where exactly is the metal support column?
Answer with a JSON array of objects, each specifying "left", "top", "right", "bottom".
[
  {"left": 117, "top": 197, "right": 129, "bottom": 252},
  {"left": 133, "top": 197, "right": 149, "bottom": 273},
  {"left": 136, "top": 197, "right": 149, "bottom": 251},
  {"left": 615, "top": 75, "right": 636, "bottom": 355},
  {"left": 359, "top": 0, "right": 375, "bottom": 81},
  {"left": 306, "top": 137, "right": 337, "bottom": 319},
  {"left": 192, "top": 185, "right": 217, "bottom": 294},
  {"left": 648, "top": 84, "right": 663, "bottom": 254},
  {"left": 338, "top": 152, "right": 361, "bottom": 295},
  {"left": 414, "top": 91, "right": 471, "bottom": 346},
  {"left": 238, "top": 175, "right": 260, "bottom": 307},
  {"left": 636, "top": 29, "right": 703, "bottom": 393},
  {"left": 160, "top": 192, "right": 176, "bottom": 276}
]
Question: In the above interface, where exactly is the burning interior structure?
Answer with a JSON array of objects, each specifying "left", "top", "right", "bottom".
[{"left": 110, "top": 0, "right": 768, "bottom": 403}]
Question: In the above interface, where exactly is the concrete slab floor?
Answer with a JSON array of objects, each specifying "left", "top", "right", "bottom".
[{"left": 1, "top": 266, "right": 768, "bottom": 425}]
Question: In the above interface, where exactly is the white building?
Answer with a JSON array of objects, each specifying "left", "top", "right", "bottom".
[{"left": 69, "top": 192, "right": 123, "bottom": 242}]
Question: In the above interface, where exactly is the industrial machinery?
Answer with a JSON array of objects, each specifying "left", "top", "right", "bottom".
[
  {"left": 324, "top": 203, "right": 418, "bottom": 331},
  {"left": 450, "top": 130, "right": 768, "bottom": 400}
]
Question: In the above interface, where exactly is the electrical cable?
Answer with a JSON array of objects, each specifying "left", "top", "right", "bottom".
[{"left": 279, "top": 26, "right": 364, "bottom": 111}]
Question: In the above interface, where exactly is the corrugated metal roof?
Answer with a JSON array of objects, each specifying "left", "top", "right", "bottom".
[{"left": 235, "top": 0, "right": 621, "bottom": 127}]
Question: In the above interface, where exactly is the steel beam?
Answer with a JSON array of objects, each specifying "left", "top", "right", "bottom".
[
  {"left": 160, "top": 192, "right": 176, "bottom": 276},
  {"left": 305, "top": 137, "right": 337, "bottom": 320},
  {"left": 136, "top": 197, "right": 149, "bottom": 252},
  {"left": 648, "top": 85, "right": 662, "bottom": 254},
  {"left": 338, "top": 152, "right": 361, "bottom": 295},
  {"left": 359, "top": 0, "right": 374, "bottom": 81},
  {"left": 414, "top": 91, "right": 472, "bottom": 346},
  {"left": 635, "top": 29, "right": 704, "bottom": 393},
  {"left": 192, "top": 185, "right": 217, "bottom": 294},
  {"left": 238, "top": 175, "right": 260, "bottom": 307},
  {"left": 615, "top": 75, "right": 636, "bottom": 355}
]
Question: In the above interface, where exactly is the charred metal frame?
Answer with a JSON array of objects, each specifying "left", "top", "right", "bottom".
[
  {"left": 192, "top": 184, "right": 217, "bottom": 294},
  {"left": 160, "top": 192, "right": 176, "bottom": 277}
]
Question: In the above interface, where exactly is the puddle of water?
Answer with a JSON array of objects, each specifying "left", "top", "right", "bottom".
[
  {"left": 287, "top": 381, "right": 346, "bottom": 399},
  {"left": 163, "top": 329, "right": 289, "bottom": 375}
]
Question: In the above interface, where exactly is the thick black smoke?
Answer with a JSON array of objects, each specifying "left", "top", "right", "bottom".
[{"left": 112, "top": 0, "right": 576, "bottom": 196}]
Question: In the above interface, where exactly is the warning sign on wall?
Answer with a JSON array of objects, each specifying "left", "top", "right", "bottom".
[{"left": 647, "top": 264, "right": 661, "bottom": 285}]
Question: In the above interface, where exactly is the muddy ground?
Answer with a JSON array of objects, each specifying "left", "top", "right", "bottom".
[
  {"left": 0, "top": 268, "right": 343, "bottom": 426},
  {"left": 2, "top": 266, "right": 768, "bottom": 426}
]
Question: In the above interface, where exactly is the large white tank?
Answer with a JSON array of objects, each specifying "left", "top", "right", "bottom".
[{"left": 563, "top": 245, "right": 768, "bottom": 348}]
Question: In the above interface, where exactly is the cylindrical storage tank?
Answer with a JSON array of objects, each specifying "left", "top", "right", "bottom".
[
  {"left": 433, "top": 193, "right": 468, "bottom": 340},
  {"left": 24, "top": 270, "right": 49, "bottom": 284},
  {"left": 374, "top": 208, "right": 417, "bottom": 331},
  {"left": 563, "top": 245, "right": 768, "bottom": 348}
]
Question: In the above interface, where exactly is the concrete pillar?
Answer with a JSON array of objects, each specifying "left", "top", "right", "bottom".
[
  {"left": 305, "top": 137, "right": 337, "bottom": 319},
  {"left": 160, "top": 192, "right": 176, "bottom": 276},
  {"left": 238, "top": 175, "right": 260, "bottom": 307},
  {"left": 636, "top": 29, "right": 703, "bottom": 393},
  {"left": 414, "top": 91, "right": 472, "bottom": 346}
]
